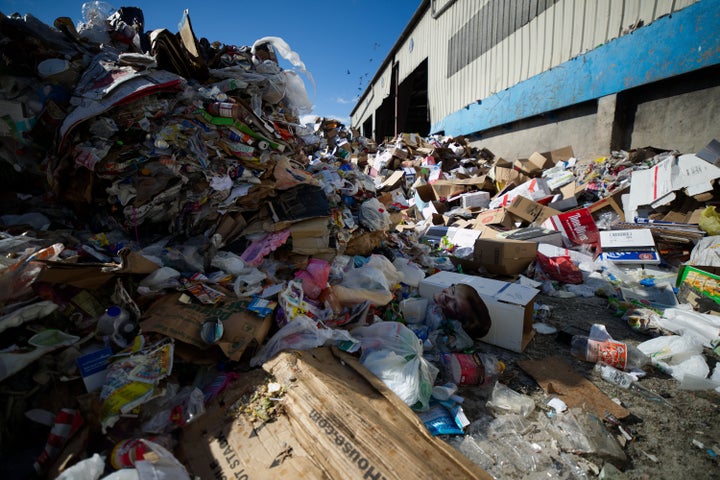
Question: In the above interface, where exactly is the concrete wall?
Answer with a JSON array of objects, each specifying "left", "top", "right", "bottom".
[
  {"left": 469, "top": 64, "right": 720, "bottom": 161},
  {"left": 629, "top": 78, "right": 720, "bottom": 154},
  {"left": 468, "top": 101, "right": 602, "bottom": 161}
]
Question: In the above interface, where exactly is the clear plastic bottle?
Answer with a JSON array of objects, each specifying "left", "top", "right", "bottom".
[
  {"left": 570, "top": 335, "right": 649, "bottom": 371},
  {"left": 594, "top": 362, "right": 634, "bottom": 388},
  {"left": 96, "top": 306, "right": 129, "bottom": 337}
]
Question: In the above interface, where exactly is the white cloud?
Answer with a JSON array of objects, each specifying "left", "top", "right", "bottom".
[{"left": 335, "top": 97, "right": 358, "bottom": 105}]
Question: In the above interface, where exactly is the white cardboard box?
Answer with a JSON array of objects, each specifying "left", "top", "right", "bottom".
[
  {"left": 599, "top": 229, "right": 661, "bottom": 265},
  {"left": 418, "top": 271, "right": 538, "bottom": 352}
]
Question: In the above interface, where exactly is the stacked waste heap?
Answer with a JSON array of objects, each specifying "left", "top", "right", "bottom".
[{"left": 3, "top": 4, "right": 720, "bottom": 480}]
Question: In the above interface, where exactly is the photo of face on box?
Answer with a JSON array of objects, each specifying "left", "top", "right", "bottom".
[{"left": 434, "top": 283, "right": 492, "bottom": 339}]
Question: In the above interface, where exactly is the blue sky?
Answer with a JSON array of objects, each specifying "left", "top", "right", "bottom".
[{"left": 0, "top": 0, "right": 421, "bottom": 125}]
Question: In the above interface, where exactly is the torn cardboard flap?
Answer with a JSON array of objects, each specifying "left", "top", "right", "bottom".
[
  {"left": 518, "top": 356, "right": 630, "bottom": 420},
  {"left": 139, "top": 293, "right": 272, "bottom": 361},
  {"left": 36, "top": 249, "right": 161, "bottom": 289}
]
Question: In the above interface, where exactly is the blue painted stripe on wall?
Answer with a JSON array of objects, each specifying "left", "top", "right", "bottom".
[{"left": 432, "top": 0, "right": 720, "bottom": 137}]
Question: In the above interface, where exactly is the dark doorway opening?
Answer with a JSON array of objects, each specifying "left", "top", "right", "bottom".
[{"left": 397, "top": 58, "right": 429, "bottom": 136}]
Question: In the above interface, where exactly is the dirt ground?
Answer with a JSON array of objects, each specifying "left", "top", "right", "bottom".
[{"left": 451, "top": 292, "right": 720, "bottom": 479}]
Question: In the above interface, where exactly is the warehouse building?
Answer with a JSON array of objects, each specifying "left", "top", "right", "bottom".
[{"left": 350, "top": 0, "right": 720, "bottom": 159}]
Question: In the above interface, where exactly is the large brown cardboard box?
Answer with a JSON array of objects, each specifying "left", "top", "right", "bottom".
[
  {"left": 472, "top": 208, "right": 515, "bottom": 229},
  {"left": 505, "top": 195, "right": 561, "bottom": 225},
  {"left": 179, "top": 348, "right": 492, "bottom": 480},
  {"left": 452, "top": 237, "right": 537, "bottom": 276}
]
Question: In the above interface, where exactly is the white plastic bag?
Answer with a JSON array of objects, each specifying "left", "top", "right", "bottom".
[
  {"left": 359, "top": 197, "right": 391, "bottom": 231},
  {"left": 392, "top": 257, "right": 426, "bottom": 287},
  {"left": 210, "top": 251, "right": 247, "bottom": 276},
  {"left": 352, "top": 321, "right": 439, "bottom": 410},
  {"left": 637, "top": 334, "right": 709, "bottom": 381},
  {"left": 656, "top": 307, "right": 720, "bottom": 348},
  {"left": 134, "top": 438, "right": 191, "bottom": 480},
  {"left": 333, "top": 255, "right": 403, "bottom": 306},
  {"left": 55, "top": 453, "right": 106, "bottom": 480}
]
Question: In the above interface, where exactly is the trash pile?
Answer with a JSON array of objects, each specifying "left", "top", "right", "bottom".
[{"left": 2, "top": 4, "right": 720, "bottom": 480}]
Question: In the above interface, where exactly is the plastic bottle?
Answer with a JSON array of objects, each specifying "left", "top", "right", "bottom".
[
  {"left": 207, "top": 101, "right": 238, "bottom": 118},
  {"left": 96, "top": 306, "right": 129, "bottom": 337},
  {"left": 570, "top": 335, "right": 649, "bottom": 371},
  {"left": 594, "top": 362, "right": 634, "bottom": 388}
]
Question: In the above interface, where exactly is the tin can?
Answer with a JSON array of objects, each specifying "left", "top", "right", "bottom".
[{"left": 110, "top": 437, "right": 153, "bottom": 469}]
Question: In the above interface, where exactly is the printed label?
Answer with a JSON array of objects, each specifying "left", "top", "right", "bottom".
[
  {"left": 588, "top": 339, "right": 628, "bottom": 370},
  {"left": 449, "top": 353, "right": 485, "bottom": 386}
]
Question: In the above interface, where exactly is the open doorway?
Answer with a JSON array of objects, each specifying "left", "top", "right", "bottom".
[{"left": 397, "top": 58, "right": 429, "bottom": 136}]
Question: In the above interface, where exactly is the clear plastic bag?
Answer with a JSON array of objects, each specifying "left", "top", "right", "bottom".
[
  {"left": 249, "top": 314, "right": 359, "bottom": 367},
  {"left": 77, "top": 1, "right": 115, "bottom": 43},
  {"left": 141, "top": 386, "right": 205, "bottom": 434},
  {"left": 486, "top": 382, "right": 536, "bottom": 418}
]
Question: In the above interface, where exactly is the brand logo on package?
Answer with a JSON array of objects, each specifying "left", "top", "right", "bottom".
[{"left": 552, "top": 208, "right": 599, "bottom": 245}]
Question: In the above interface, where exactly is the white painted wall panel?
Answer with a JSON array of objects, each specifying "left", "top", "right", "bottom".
[{"left": 352, "top": 0, "right": 702, "bottom": 132}]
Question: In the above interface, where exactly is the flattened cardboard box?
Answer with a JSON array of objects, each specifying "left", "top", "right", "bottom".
[
  {"left": 179, "top": 369, "right": 325, "bottom": 479},
  {"left": 139, "top": 293, "right": 272, "bottom": 361},
  {"left": 181, "top": 348, "right": 492, "bottom": 480}
]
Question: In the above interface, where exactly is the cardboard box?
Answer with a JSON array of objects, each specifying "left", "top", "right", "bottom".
[
  {"left": 37, "top": 248, "right": 160, "bottom": 289},
  {"left": 543, "top": 145, "right": 575, "bottom": 163},
  {"left": 419, "top": 271, "right": 538, "bottom": 352},
  {"left": 543, "top": 208, "right": 600, "bottom": 247},
  {"left": 587, "top": 186, "right": 629, "bottom": 222},
  {"left": 378, "top": 170, "right": 405, "bottom": 191},
  {"left": 512, "top": 147, "right": 574, "bottom": 176},
  {"left": 506, "top": 195, "right": 561, "bottom": 225},
  {"left": 139, "top": 293, "right": 272, "bottom": 361},
  {"left": 390, "top": 146, "right": 409, "bottom": 159},
  {"left": 460, "top": 191, "right": 490, "bottom": 209},
  {"left": 624, "top": 153, "right": 720, "bottom": 221},
  {"left": 498, "top": 226, "right": 564, "bottom": 247},
  {"left": 676, "top": 265, "right": 720, "bottom": 313},
  {"left": 179, "top": 348, "right": 492, "bottom": 480},
  {"left": 489, "top": 178, "right": 552, "bottom": 210},
  {"left": 422, "top": 226, "right": 482, "bottom": 248},
  {"left": 472, "top": 208, "right": 515, "bottom": 229},
  {"left": 492, "top": 165, "right": 530, "bottom": 190},
  {"left": 598, "top": 229, "right": 661, "bottom": 265},
  {"left": 451, "top": 237, "right": 538, "bottom": 277},
  {"left": 514, "top": 151, "right": 553, "bottom": 175}
]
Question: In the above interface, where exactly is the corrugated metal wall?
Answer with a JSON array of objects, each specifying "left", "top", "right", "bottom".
[
  {"left": 429, "top": 0, "right": 699, "bottom": 124},
  {"left": 352, "top": 0, "right": 700, "bottom": 131}
]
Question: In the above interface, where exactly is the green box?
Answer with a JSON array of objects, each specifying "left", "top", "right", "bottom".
[{"left": 676, "top": 265, "right": 720, "bottom": 312}]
